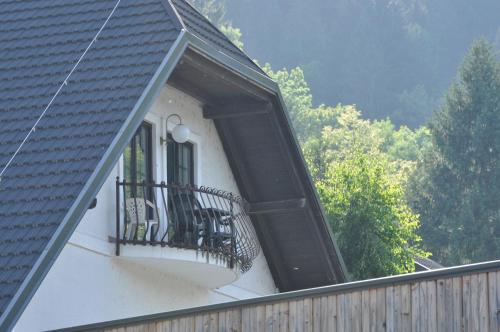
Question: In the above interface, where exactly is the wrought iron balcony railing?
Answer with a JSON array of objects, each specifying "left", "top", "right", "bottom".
[{"left": 115, "top": 178, "right": 260, "bottom": 272}]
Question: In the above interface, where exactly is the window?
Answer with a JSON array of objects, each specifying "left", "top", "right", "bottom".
[
  {"left": 167, "top": 133, "right": 194, "bottom": 185},
  {"left": 124, "top": 122, "right": 153, "bottom": 197}
]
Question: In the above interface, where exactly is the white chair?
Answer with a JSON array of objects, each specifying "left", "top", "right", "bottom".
[{"left": 125, "top": 198, "right": 158, "bottom": 241}]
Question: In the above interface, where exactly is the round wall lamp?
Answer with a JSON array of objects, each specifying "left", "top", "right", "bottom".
[{"left": 166, "top": 113, "right": 190, "bottom": 143}]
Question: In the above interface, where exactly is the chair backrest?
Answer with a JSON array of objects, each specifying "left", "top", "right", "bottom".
[
  {"left": 125, "top": 198, "right": 147, "bottom": 224},
  {"left": 171, "top": 192, "right": 192, "bottom": 221}
]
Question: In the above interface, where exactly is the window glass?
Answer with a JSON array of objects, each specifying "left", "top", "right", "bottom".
[
  {"left": 124, "top": 122, "right": 153, "bottom": 198},
  {"left": 167, "top": 133, "right": 194, "bottom": 185}
]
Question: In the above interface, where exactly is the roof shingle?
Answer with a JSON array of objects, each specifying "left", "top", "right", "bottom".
[{"left": 0, "top": 0, "right": 179, "bottom": 318}]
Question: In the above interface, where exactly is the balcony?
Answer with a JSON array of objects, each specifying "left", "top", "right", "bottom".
[{"left": 114, "top": 178, "right": 260, "bottom": 286}]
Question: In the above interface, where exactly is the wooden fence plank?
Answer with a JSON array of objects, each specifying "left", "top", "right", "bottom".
[
  {"left": 304, "top": 298, "right": 312, "bottom": 332},
  {"left": 488, "top": 271, "right": 500, "bottom": 332},
  {"left": 361, "top": 289, "right": 370, "bottom": 332},
  {"left": 318, "top": 296, "right": 328, "bottom": 332},
  {"left": 220, "top": 311, "right": 228, "bottom": 332},
  {"left": 351, "top": 290, "right": 362, "bottom": 332},
  {"left": 227, "top": 308, "right": 241, "bottom": 332},
  {"left": 496, "top": 271, "right": 500, "bottom": 332},
  {"left": 297, "top": 299, "right": 305, "bottom": 332},
  {"left": 385, "top": 286, "right": 394, "bottom": 332},
  {"left": 400, "top": 284, "right": 411, "bottom": 332},
  {"left": 337, "top": 293, "right": 346, "bottom": 332},
  {"left": 313, "top": 297, "right": 321, "bottom": 332},
  {"left": 289, "top": 300, "right": 297, "bottom": 332},
  {"left": 463, "top": 274, "right": 472, "bottom": 332},
  {"left": 156, "top": 320, "right": 171, "bottom": 332},
  {"left": 242, "top": 307, "right": 251, "bottom": 332},
  {"left": 256, "top": 305, "right": 266, "bottom": 332},
  {"left": 272, "top": 302, "right": 280, "bottom": 332},
  {"left": 420, "top": 281, "right": 429, "bottom": 332},
  {"left": 170, "top": 318, "right": 180, "bottom": 332},
  {"left": 251, "top": 306, "right": 259, "bottom": 332},
  {"left": 186, "top": 316, "right": 195, "bottom": 332},
  {"left": 279, "top": 300, "right": 289, "bottom": 332},
  {"left": 223, "top": 310, "right": 232, "bottom": 332},
  {"left": 265, "top": 304, "right": 274, "bottom": 332},
  {"left": 328, "top": 295, "right": 337, "bottom": 332},
  {"left": 427, "top": 280, "right": 437, "bottom": 332},
  {"left": 452, "top": 277, "right": 463, "bottom": 332},
  {"left": 369, "top": 289, "right": 377, "bottom": 332},
  {"left": 478, "top": 273, "right": 489, "bottom": 332},
  {"left": 393, "top": 285, "right": 402, "bottom": 330},
  {"left": 472, "top": 273, "right": 481, "bottom": 331},
  {"left": 343, "top": 292, "right": 352, "bottom": 332},
  {"left": 439, "top": 278, "right": 451, "bottom": 332},
  {"left": 194, "top": 314, "right": 203, "bottom": 332},
  {"left": 411, "top": 282, "right": 420, "bottom": 332},
  {"left": 375, "top": 287, "right": 386, "bottom": 332}
]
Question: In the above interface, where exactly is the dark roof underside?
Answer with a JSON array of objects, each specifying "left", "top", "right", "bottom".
[{"left": 0, "top": 0, "right": 344, "bottom": 329}]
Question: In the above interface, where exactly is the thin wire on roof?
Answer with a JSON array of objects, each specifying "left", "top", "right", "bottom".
[{"left": 0, "top": 0, "right": 122, "bottom": 184}]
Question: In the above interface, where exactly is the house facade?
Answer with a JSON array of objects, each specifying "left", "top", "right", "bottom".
[
  {"left": 0, "top": 1, "right": 346, "bottom": 331},
  {"left": 14, "top": 86, "right": 277, "bottom": 331}
]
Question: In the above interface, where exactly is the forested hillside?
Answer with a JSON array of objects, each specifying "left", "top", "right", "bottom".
[
  {"left": 188, "top": 0, "right": 500, "bottom": 280},
  {"left": 225, "top": 0, "right": 500, "bottom": 127}
]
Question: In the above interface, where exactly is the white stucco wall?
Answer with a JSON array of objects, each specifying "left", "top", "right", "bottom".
[{"left": 14, "top": 86, "right": 276, "bottom": 332}]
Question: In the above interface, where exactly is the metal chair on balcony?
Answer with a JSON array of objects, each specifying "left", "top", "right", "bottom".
[
  {"left": 125, "top": 198, "right": 159, "bottom": 241},
  {"left": 170, "top": 191, "right": 208, "bottom": 247},
  {"left": 169, "top": 190, "right": 234, "bottom": 251}
]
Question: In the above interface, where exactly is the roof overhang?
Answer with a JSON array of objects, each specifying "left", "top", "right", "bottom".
[{"left": 172, "top": 33, "right": 348, "bottom": 289}]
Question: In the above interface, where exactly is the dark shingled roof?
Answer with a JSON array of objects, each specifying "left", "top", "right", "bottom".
[
  {"left": 414, "top": 256, "right": 444, "bottom": 271},
  {"left": 0, "top": 1, "right": 345, "bottom": 329},
  {"left": 0, "top": 0, "right": 179, "bottom": 322}
]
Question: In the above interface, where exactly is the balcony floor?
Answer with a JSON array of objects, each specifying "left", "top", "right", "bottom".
[{"left": 116, "top": 245, "right": 240, "bottom": 288}]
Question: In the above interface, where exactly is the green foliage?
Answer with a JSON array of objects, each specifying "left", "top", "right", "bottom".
[
  {"left": 262, "top": 65, "right": 312, "bottom": 140},
  {"left": 265, "top": 64, "right": 430, "bottom": 278},
  {"left": 318, "top": 149, "right": 428, "bottom": 280},
  {"left": 409, "top": 39, "right": 500, "bottom": 265},
  {"left": 219, "top": 23, "right": 244, "bottom": 50},
  {"left": 188, "top": 2, "right": 437, "bottom": 277}
]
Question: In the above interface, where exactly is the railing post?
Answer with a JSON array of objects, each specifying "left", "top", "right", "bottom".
[
  {"left": 229, "top": 194, "right": 235, "bottom": 269},
  {"left": 115, "top": 177, "right": 120, "bottom": 256}
]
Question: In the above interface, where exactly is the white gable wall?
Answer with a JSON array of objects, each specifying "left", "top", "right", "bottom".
[{"left": 14, "top": 86, "right": 276, "bottom": 332}]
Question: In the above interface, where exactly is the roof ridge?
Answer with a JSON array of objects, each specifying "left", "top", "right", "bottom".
[{"left": 160, "top": 0, "right": 186, "bottom": 31}]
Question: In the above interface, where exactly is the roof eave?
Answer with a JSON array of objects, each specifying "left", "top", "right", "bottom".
[{"left": 182, "top": 32, "right": 348, "bottom": 283}]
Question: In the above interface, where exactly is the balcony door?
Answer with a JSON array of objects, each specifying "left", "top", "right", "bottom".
[{"left": 166, "top": 133, "right": 194, "bottom": 185}]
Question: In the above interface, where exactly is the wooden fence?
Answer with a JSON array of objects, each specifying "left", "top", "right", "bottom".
[{"left": 65, "top": 261, "right": 500, "bottom": 332}]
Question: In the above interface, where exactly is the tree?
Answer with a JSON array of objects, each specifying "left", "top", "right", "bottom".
[
  {"left": 188, "top": 0, "right": 244, "bottom": 50},
  {"left": 317, "top": 148, "right": 428, "bottom": 280},
  {"left": 409, "top": 39, "right": 500, "bottom": 265},
  {"left": 189, "top": 0, "right": 226, "bottom": 26},
  {"left": 262, "top": 65, "right": 313, "bottom": 140}
]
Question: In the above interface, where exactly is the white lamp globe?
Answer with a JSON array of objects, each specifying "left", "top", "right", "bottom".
[{"left": 172, "top": 124, "right": 190, "bottom": 143}]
